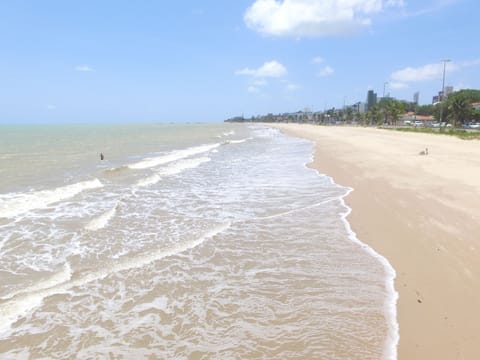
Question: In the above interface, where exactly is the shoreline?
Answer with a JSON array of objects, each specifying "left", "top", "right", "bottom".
[
  {"left": 271, "top": 124, "right": 480, "bottom": 359},
  {"left": 336, "top": 185, "right": 399, "bottom": 360}
]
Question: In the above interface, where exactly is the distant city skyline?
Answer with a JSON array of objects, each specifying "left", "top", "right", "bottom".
[{"left": 0, "top": 0, "right": 479, "bottom": 123}]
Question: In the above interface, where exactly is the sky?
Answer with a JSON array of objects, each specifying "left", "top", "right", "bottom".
[{"left": 0, "top": 0, "right": 479, "bottom": 123}]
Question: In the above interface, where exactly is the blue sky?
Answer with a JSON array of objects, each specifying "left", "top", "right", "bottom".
[{"left": 0, "top": 0, "right": 478, "bottom": 123}]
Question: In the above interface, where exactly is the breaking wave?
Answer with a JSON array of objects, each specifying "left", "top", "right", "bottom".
[
  {"left": 128, "top": 144, "right": 219, "bottom": 170},
  {"left": 0, "top": 179, "right": 103, "bottom": 219}
]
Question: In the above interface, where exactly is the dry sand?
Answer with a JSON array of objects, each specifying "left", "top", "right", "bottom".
[{"left": 271, "top": 124, "right": 480, "bottom": 360}]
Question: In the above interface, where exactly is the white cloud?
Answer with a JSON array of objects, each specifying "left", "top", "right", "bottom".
[
  {"left": 46, "top": 104, "right": 56, "bottom": 110},
  {"left": 317, "top": 65, "right": 334, "bottom": 77},
  {"left": 389, "top": 82, "right": 408, "bottom": 89},
  {"left": 390, "top": 59, "right": 480, "bottom": 83},
  {"left": 75, "top": 65, "right": 94, "bottom": 72},
  {"left": 236, "top": 60, "right": 287, "bottom": 78},
  {"left": 386, "top": 0, "right": 404, "bottom": 6},
  {"left": 248, "top": 86, "right": 261, "bottom": 93},
  {"left": 391, "top": 63, "right": 451, "bottom": 82},
  {"left": 244, "top": 0, "right": 404, "bottom": 37},
  {"left": 312, "top": 56, "right": 324, "bottom": 64}
]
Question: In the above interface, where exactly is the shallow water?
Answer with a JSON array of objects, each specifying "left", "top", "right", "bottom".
[{"left": 0, "top": 123, "right": 397, "bottom": 359}]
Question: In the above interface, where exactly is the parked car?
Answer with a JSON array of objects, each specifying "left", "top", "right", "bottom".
[{"left": 413, "top": 120, "right": 424, "bottom": 127}]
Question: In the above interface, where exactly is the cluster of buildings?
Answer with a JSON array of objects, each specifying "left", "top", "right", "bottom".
[
  {"left": 226, "top": 86, "right": 465, "bottom": 124},
  {"left": 226, "top": 89, "right": 419, "bottom": 124}
]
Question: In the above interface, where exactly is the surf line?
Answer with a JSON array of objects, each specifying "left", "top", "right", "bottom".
[
  {"left": 0, "top": 179, "right": 104, "bottom": 219},
  {"left": 326, "top": 176, "right": 399, "bottom": 360},
  {"left": 0, "top": 222, "right": 230, "bottom": 334}
]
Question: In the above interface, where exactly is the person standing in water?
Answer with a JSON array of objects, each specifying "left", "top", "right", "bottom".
[{"left": 100, "top": 153, "right": 104, "bottom": 160}]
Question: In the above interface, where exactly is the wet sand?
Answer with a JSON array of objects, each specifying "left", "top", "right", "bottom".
[{"left": 271, "top": 124, "right": 480, "bottom": 359}]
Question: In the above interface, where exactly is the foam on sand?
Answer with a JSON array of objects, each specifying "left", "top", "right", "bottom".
[{"left": 0, "top": 179, "right": 103, "bottom": 219}]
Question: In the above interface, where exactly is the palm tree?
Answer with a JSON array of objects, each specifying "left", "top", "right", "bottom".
[
  {"left": 387, "top": 100, "right": 404, "bottom": 127},
  {"left": 448, "top": 93, "right": 469, "bottom": 127},
  {"left": 355, "top": 111, "right": 363, "bottom": 125}
]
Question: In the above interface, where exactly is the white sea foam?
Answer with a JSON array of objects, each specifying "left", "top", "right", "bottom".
[
  {"left": 131, "top": 296, "right": 168, "bottom": 314},
  {"left": 104, "top": 165, "right": 129, "bottom": 174},
  {"left": 0, "top": 223, "right": 230, "bottom": 334},
  {"left": 136, "top": 174, "right": 161, "bottom": 188},
  {"left": 227, "top": 138, "right": 252, "bottom": 144},
  {"left": 339, "top": 190, "right": 399, "bottom": 360},
  {"left": 0, "top": 263, "right": 72, "bottom": 302},
  {"left": 128, "top": 144, "right": 219, "bottom": 170},
  {"left": 135, "top": 157, "right": 211, "bottom": 187},
  {"left": 85, "top": 205, "right": 118, "bottom": 231},
  {"left": 301, "top": 141, "right": 399, "bottom": 359},
  {"left": 0, "top": 263, "right": 73, "bottom": 333},
  {"left": 0, "top": 179, "right": 103, "bottom": 218},
  {"left": 157, "top": 157, "right": 210, "bottom": 176}
]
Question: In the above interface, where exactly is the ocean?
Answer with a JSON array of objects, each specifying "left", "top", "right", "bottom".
[{"left": 0, "top": 123, "right": 397, "bottom": 359}]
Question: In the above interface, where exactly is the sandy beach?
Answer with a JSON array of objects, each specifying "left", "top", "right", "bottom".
[{"left": 272, "top": 124, "right": 480, "bottom": 359}]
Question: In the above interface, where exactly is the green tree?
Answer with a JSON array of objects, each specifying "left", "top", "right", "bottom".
[
  {"left": 366, "top": 105, "right": 383, "bottom": 126},
  {"left": 416, "top": 104, "right": 435, "bottom": 116},
  {"left": 447, "top": 93, "right": 470, "bottom": 127},
  {"left": 387, "top": 100, "right": 405, "bottom": 126},
  {"left": 443, "top": 89, "right": 480, "bottom": 126},
  {"left": 377, "top": 98, "right": 405, "bottom": 125},
  {"left": 354, "top": 111, "right": 363, "bottom": 125},
  {"left": 345, "top": 107, "right": 354, "bottom": 123},
  {"left": 471, "top": 109, "right": 480, "bottom": 122}
]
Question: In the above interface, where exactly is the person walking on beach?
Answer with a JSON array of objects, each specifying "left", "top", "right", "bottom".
[{"left": 100, "top": 153, "right": 104, "bottom": 160}]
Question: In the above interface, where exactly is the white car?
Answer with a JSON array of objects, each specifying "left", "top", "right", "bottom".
[{"left": 413, "top": 121, "right": 424, "bottom": 127}]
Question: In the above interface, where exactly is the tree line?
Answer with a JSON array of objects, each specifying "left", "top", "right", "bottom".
[
  {"left": 365, "top": 89, "right": 480, "bottom": 127},
  {"left": 225, "top": 89, "right": 480, "bottom": 127}
]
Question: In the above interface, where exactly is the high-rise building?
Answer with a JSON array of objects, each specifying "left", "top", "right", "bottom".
[
  {"left": 358, "top": 102, "right": 366, "bottom": 114},
  {"left": 413, "top": 91, "right": 420, "bottom": 105},
  {"left": 445, "top": 86, "right": 453, "bottom": 98},
  {"left": 433, "top": 86, "right": 454, "bottom": 104},
  {"left": 366, "top": 90, "right": 377, "bottom": 111}
]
